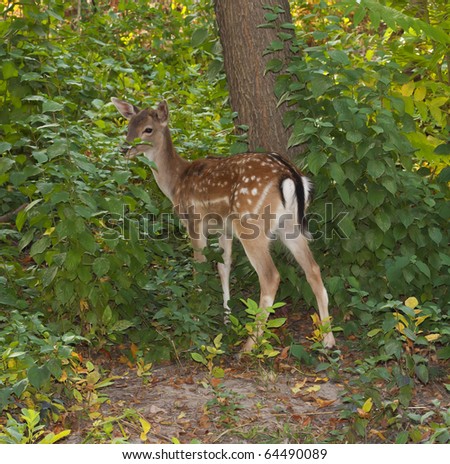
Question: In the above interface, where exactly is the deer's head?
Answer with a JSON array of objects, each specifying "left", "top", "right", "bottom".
[{"left": 111, "top": 98, "right": 169, "bottom": 160}]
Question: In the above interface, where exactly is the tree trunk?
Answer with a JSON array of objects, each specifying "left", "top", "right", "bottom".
[{"left": 214, "top": 0, "right": 300, "bottom": 159}]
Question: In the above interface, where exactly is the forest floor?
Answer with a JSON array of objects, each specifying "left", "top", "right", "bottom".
[{"left": 64, "top": 308, "right": 449, "bottom": 444}]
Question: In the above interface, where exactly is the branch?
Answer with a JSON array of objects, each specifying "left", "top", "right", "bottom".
[{"left": 0, "top": 203, "right": 28, "bottom": 223}]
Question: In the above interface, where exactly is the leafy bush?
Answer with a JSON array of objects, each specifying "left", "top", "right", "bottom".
[
  {"left": 0, "top": 0, "right": 234, "bottom": 355},
  {"left": 265, "top": 2, "right": 449, "bottom": 316}
]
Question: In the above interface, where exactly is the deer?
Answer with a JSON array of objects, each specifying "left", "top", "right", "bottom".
[{"left": 111, "top": 97, "right": 336, "bottom": 353}]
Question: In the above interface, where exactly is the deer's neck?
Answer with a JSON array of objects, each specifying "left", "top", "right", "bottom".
[{"left": 149, "top": 127, "right": 189, "bottom": 203}]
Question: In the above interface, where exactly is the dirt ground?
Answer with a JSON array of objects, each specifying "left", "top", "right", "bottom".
[
  {"left": 66, "top": 362, "right": 343, "bottom": 444},
  {"left": 64, "top": 309, "right": 449, "bottom": 444}
]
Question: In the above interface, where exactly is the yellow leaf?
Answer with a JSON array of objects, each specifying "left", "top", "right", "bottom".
[
  {"left": 414, "top": 87, "right": 426, "bottom": 102},
  {"left": 396, "top": 322, "right": 405, "bottom": 333},
  {"left": 405, "top": 297, "right": 419, "bottom": 309},
  {"left": 401, "top": 81, "right": 415, "bottom": 97},
  {"left": 369, "top": 429, "right": 387, "bottom": 441},
  {"left": 362, "top": 397, "right": 373, "bottom": 413},
  {"left": 315, "top": 397, "right": 336, "bottom": 408},
  {"left": 44, "top": 227, "right": 55, "bottom": 236},
  {"left": 79, "top": 299, "right": 89, "bottom": 312},
  {"left": 310, "top": 313, "right": 320, "bottom": 326},
  {"left": 394, "top": 312, "right": 409, "bottom": 326},
  {"left": 139, "top": 417, "right": 151, "bottom": 441},
  {"left": 291, "top": 378, "right": 307, "bottom": 394},
  {"left": 366, "top": 49, "right": 375, "bottom": 61},
  {"left": 425, "top": 333, "right": 440, "bottom": 342},
  {"left": 306, "top": 385, "right": 321, "bottom": 394},
  {"left": 415, "top": 315, "right": 430, "bottom": 326},
  {"left": 177, "top": 411, "right": 186, "bottom": 420}
]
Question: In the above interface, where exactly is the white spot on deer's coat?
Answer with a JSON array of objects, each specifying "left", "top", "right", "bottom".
[{"left": 251, "top": 188, "right": 258, "bottom": 196}]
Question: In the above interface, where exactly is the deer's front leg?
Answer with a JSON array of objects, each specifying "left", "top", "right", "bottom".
[{"left": 191, "top": 235, "right": 207, "bottom": 263}]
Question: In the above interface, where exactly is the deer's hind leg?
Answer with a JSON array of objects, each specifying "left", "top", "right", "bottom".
[
  {"left": 281, "top": 233, "right": 336, "bottom": 348},
  {"left": 217, "top": 234, "right": 233, "bottom": 322}
]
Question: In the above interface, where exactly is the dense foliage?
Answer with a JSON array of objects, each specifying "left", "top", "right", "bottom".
[{"left": 0, "top": 0, "right": 448, "bottom": 444}]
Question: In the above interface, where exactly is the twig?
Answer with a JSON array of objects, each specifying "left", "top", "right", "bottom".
[
  {"left": 211, "top": 420, "right": 256, "bottom": 443},
  {"left": 0, "top": 203, "right": 27, "bottom": 223}
]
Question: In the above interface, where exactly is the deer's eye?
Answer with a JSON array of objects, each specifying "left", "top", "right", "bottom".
[{"left": 143, "top": 127, "right": 153, "bottom": 134}]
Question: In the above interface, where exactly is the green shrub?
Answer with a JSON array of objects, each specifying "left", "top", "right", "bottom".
[{"left": 265, "top": 3, "right": 449, "bottom": 312}]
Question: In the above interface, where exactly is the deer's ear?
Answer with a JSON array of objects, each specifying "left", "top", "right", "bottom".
[
  {"left": 111, "top": 97, "right": 140, "bottom": 120},
  {"left": 156, "top": 100, "right": 169, "bottom": 125}
]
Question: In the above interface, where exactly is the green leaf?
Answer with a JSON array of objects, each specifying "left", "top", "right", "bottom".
[
  {"left": 266, "top": 58, "right": 283, "bottom": 73},
  {"left": 2, "top": 61, "right": 18, "bottom": 79},
  {"left": 416, "top": 261, "right": 430, "bottom": 278},
  {"left": 437, "top": 346, "right": 450, "bottom": 360},
  {"left": 429, "top": 227, "right": 442, "bottom": 245},
  {"left": 395, "top": 431, "right": 409, "bottom": 444},
  {"left": 112, "top": 170, "right": 131, "bottom": 185},
  {"left": 367, "top": 185, "right": 386, "bottom": 208},
  {"left": 102, "top": 305, "right": 112, "bottom": 325},
  {"left": 264, "top": 12, "right": 279, "bottom": 22},
  {"left": 42, "top": 266, "right": 58, "bottom": 288},
  {"left": 93, "top": 257, "right": 110, "bottom": 277},
  {"left": 414, "top": 364, "right": 429, "bottom": 384},
  {"left": 307, "top": 152, "right": 327, "bottom": 175},
  {"left": 367, "top": 158, "right": 385, "bottom": 178},
  {"left": 191, "top": 353, "right": 207, "bottom": 365},
  {"left": 46, "top": 358, "right": 62, "bottom": 379},
  {"left": 27, "top": 365, "right": 51, "bottom": 389},
  {"left": 42, "top": 100, "right": 64, "bottom": 113},
  {"left": 365, "top": 228, "right": 383, "bottom": 252},
  {"left": 191, "top": 28, "right": 208, "bottom": 48},
  {"left": 346, "top": 131, "right": 363, "bottom": 143},
  {"left": 329, "top": 162, "right": 346, "bottom": 184},
  {"left": 266, "top": 317, "right": 286, "bottom": 328},
  {"left": 328, "top": 49, "right": 350, "bottom": 65},
  {"left": 230, "top": 142, "right": 248, "bottom": 155},
  {"left": 30, "top": 236, "right": 51, "bottom": 258},
  {"left": 0, "top": 142, "right": 12, "bottom": 154},
  {"left": 374, "top": 211, "right": 391, "bottom": 232},
  {"left": 434, "top": 143, "right": 450, "bottom": 155}
]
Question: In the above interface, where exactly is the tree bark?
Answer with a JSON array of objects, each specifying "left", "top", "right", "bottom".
[{"left": 214, "top": 0, "right": 300, "bottom": 159}]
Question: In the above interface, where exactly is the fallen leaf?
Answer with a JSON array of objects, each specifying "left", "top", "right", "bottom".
[
  {"left": 148, "top": 405, "right": 166, "bottom": 415},
  {"left": 198, "top": 414, "right": 211, "bottom": 429},
  {"left": 315, "top": 397, "right": 336, "bottom": 408},
  {"left": 279, "top": 346, "right": 290, "bottom": 360},
  {"left": 306, "top": 385, "right": 321, "bottom": 394},
  {"left": 210, "top": 377, "right": 223, "bottom": 388},
  {"left": 357, "top": 408, "right": 370, "bottom": 419},
  {"left": 291, "top": 378, "right": 307, "bottom": 394},
  {"left": 369, "top": 429, "right": 387, "bottom": 441},
  {"left": 130, "top": 343, "right": 138, "bottom": 360}
]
